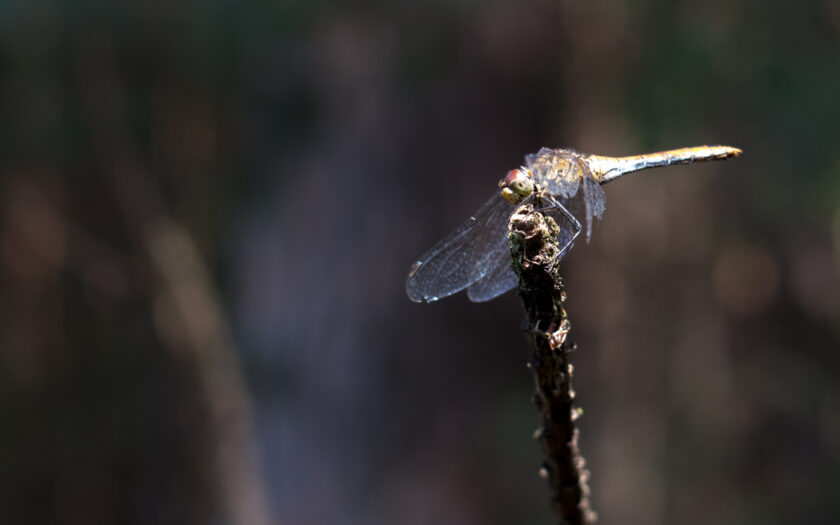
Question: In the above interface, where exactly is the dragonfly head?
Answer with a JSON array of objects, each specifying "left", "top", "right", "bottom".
[{"left": 500, "top": 169, "right": 534, "bottom": 204}]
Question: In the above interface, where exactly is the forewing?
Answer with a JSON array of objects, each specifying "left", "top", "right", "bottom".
[
  {"left": 468, "top": 197, "right": 583, "bottom": 303},
  {"left": 406, "top": 194, "right": 515, "bottom": 302},
  {"left": 466, "top": 241, "right": 518, "bottom": 302}
]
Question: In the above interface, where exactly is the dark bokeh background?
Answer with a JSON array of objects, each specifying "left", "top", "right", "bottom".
[{"left": 1, "top": 1, "right": 839, "bottom": 524}]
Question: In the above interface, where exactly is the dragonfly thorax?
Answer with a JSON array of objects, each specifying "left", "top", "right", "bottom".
[{"left": 500, "top": 169, "right": 534, "bottom": 204}]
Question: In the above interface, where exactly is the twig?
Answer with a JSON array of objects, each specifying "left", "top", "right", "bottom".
[{"left": 509, "top": 203, "right": 596, "bottom": 525}]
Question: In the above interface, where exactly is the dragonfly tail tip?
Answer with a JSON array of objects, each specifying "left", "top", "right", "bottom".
[{"left": 717, "top": 145, "right": 743, "bottom": 158}]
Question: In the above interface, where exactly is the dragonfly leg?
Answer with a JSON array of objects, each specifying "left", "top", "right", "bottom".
[{"left": 532, "top": 197, "right": 555, "bottom": 213}]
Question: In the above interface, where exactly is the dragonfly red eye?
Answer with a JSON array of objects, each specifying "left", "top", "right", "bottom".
[
  {"left": 503, "top": 169, "right": 534, "bottom": 197},
  {"left": 504, "top": 169, "right": 519, "bottom": 186}
]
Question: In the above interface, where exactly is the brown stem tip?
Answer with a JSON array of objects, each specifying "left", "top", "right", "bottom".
[{"left": 509, "top": 204, "right": 596, "bottom": 525}]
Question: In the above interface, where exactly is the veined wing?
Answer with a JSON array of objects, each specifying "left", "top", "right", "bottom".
[
  {"left": 466, "top": 196, "right": 583, "bottom": 302},
  {"left": 466, "top": 246, "right": 518, "bottom": 302},
  {"left": 406, "top": 194, "right": 515, "bottom": 303},
  {"left": 563, "top": 175, "right": 605, "bottom": 243},
  {"left": 542, "top": 198, "right": 583, "bottom": 258}
]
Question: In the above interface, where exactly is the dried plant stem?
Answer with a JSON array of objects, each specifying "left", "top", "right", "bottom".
[{"left": 509, "top": 204, "right": 596, "bottom": 525}]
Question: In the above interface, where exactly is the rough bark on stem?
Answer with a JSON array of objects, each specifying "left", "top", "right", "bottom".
[{"left": 509, "top": 203, "right": 596, "bottom": 525}]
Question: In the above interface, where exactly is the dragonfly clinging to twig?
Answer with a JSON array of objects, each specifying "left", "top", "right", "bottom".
[{"left": 406, "top": 145, "right": 742, "bottom": 303}]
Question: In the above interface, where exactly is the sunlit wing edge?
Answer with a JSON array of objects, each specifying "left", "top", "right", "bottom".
[{"left": 406, "top": 194, "right": 514, "bottom": 303}]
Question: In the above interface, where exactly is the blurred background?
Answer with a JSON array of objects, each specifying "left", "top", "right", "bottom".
[{"left": 1, "top": 1, "right": 839, "bottom": 524}]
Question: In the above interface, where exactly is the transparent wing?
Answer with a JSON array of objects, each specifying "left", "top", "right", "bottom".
[
  {"left": 581, "top": 176, "right": 605, "bottom": 242},
  {"left": 466, "top": 242, "right": 518, "bottom": 302},
  {"left": 563, "top": 176, "right": 605, "bottom": 243},
  {"left": 543, "top": 198, "right": 583, "bottom": 258},
  {"left": 406, "top": 194, "right": 515, "bottom": 303},
  {"left": 467, "top": 197, "right": 583, "bottom": 303}
]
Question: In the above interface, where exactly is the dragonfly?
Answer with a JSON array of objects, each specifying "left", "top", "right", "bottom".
[{"left": 406, "top": 145, "right": 742, "bottom": 303}]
